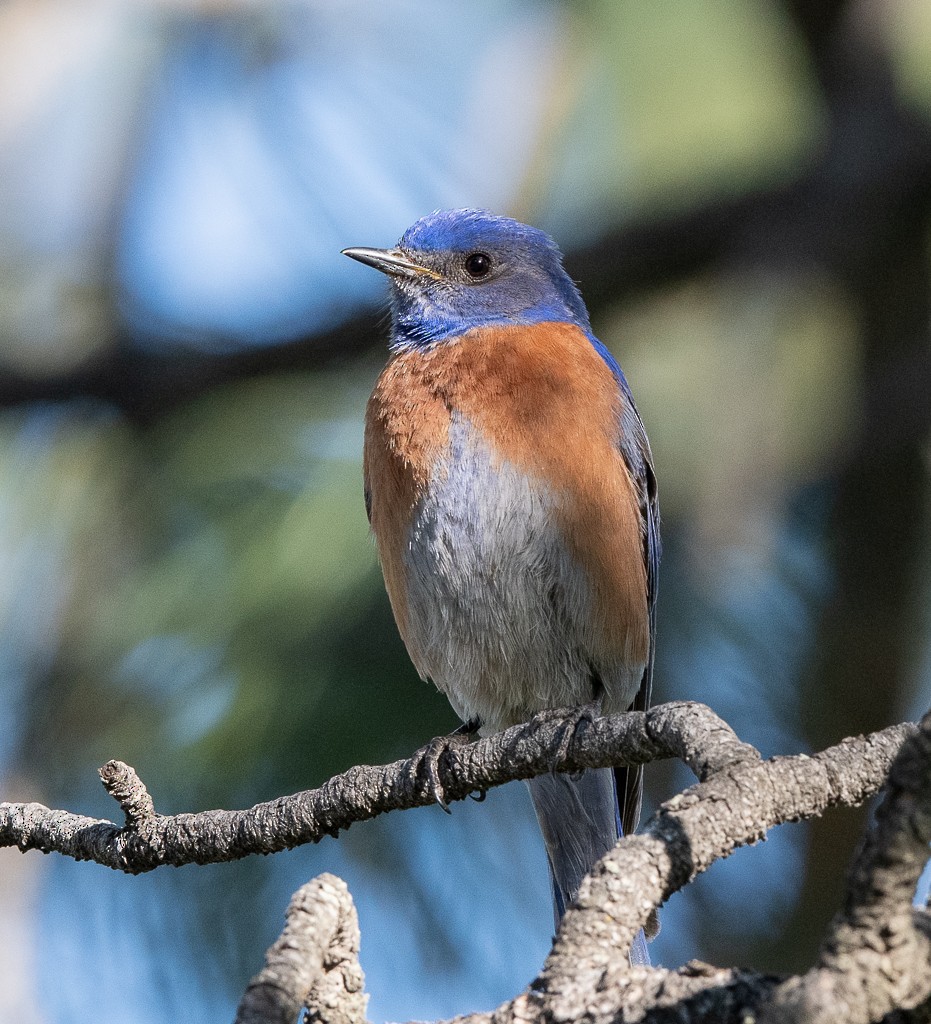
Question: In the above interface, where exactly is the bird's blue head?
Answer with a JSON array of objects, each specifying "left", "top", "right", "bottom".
[{"left": 342, "top": 209, "right": 592, "bottom": 350}]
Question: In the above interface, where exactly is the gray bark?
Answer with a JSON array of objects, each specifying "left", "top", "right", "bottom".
[{"left": 2, "top": 701, "right": 928, "bottom": 1023}]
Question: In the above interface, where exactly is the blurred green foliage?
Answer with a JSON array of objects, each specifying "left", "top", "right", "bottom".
[{"left": 585, "top": 0, "right": 817, "bottom": 202}]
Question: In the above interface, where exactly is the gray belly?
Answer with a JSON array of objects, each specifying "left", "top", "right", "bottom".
[{"left": 402, "top": 418, "right": 641, "bottom": 732}]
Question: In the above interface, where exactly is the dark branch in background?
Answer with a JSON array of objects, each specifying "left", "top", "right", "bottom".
[
  {"left": 781, "top": 0, "right": 931, "bottom": 974},
  {"left": 0, "top": 702, "right": 906, "bottom": 873},
  {"left": 230, "top": 709, "right": 931, "bottom": 1024},
  {"left": 0, "top": 7, "right": 929, "bottom": 426}
]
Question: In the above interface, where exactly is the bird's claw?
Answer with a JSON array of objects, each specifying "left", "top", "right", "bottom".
[
  {"left": 530, "top": 700, "right": 603, "bottom": 775},
  {"left": 411, "top": 724, "right": 476, "bottom": 812}
]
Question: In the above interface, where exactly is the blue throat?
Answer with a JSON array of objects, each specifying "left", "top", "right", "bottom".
[
  {"left": 390, "top": 293, "right": 632, "bottom": 397},
  {"left": 390, "top": 296, "right": 587, "bottom": 351}
]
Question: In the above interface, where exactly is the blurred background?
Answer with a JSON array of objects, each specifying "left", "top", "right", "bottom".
[{"left": 1, "top": 0, "right": 930, "bottom": 1020}]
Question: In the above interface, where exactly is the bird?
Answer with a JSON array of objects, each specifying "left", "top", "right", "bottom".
[{"left": 342, "top": 209, "right": 659, "bottom": 961}]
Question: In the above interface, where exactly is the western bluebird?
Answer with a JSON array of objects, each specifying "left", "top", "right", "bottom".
[{"left": 343, "top": 209, "right": 659, "bottom": 960}]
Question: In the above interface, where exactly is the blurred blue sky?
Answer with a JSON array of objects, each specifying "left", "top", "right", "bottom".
[{"left": 117, "top": 2, "right": 566, "bottom": 345}]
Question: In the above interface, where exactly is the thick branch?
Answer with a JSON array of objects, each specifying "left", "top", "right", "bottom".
[
  {"left": 234, "top": 873, "right": 366, "bottom": 1024},
  {"left": 538, "top": 719, "right": 922, "bottom": 1018},
  {"left": 0, "top": 703, "right": 911, "bottom": 877}
]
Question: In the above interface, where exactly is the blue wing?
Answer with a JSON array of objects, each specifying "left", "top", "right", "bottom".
[{"left": 587, "top": 334, "right": 661, "bottom": 837}]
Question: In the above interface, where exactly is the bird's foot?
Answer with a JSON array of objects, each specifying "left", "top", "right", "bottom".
[
  {"left": 530, "top": 700, "right": 603, "bottom": 775},
  {"left": 410, "top": 719, "right": 479, "bottom": 813}
]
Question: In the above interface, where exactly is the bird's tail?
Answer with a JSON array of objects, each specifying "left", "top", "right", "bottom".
[{"left": 526, "top": 767, "right": 650, "bottom": 965}]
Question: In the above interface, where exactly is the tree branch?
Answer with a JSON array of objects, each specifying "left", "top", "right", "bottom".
[
  {"left": 0, "top": 703, "right": 904, "bottom": 874},
  {"left": 234, "top": 873, "right": 367, "bottom": 1024},
  {"left": 760, "top": 717, "right": 931, "bottom": 1024},
  {"left": 6, "top": 701, "right": 922, "bottom": 1023},
  {"left": 246, "top": 710, "right": 928, "bottom": 1024},
  {"left": 536, "top": 716, "right": 924, "bottom": 1020},
  {"left": 98, "top": 760, "right": 156, "bottom": 831}
]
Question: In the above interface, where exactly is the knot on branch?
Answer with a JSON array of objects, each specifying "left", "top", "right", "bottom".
[{"left": 99, "top": 760, "right": 156, "bottom": 832}]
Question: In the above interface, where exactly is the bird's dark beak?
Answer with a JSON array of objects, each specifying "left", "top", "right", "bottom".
[{"left": 341, "top": 247, "right": 441, "bottom": 280}]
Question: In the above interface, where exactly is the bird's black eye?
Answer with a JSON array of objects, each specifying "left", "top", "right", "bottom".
[{"left": 464, "top": 252, "right": 492, "bottom": 279}]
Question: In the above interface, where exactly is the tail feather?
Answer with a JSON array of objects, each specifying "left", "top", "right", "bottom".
[{"left": 527, "top": 766, "right": 651, "bottom": 965}]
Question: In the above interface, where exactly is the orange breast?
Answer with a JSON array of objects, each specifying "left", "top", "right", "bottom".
[{"left": 363, "top": 322, "right": 649, "bottom": 667}]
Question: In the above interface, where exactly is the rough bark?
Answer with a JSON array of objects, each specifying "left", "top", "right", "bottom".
[
  {"left": 0, "top": 702, "right": 907, "bottom": 874},
  {"left": 234, "top": 874, "right": 367, "bottom": 1024},
  {"left": 225, "top": 709, "right": 931, "bottom": 1024},
  {"left": 2, "top": 701, "right": 929, "bottom": 1023}
]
